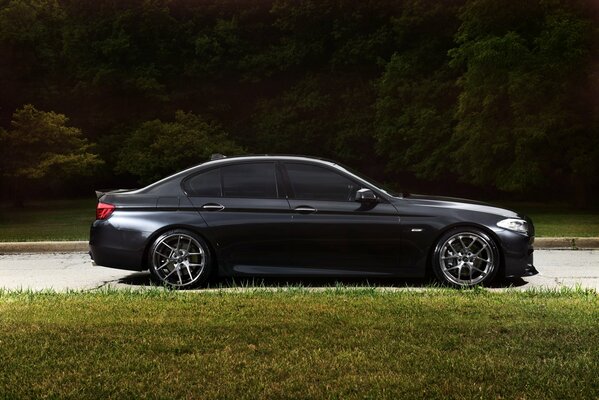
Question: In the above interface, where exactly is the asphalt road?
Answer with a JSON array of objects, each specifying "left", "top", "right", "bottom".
[{"left": 0, "top": 250, "right": 597, "bottom": 292}]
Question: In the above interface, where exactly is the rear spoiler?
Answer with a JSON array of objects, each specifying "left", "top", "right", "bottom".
[{"left": 95, "top": 189, "right": 136, "bottom": 200}]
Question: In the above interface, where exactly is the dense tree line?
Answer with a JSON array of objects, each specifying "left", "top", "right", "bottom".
[{"left": 0, "top": 0, "right": 597, "bottom": 205}]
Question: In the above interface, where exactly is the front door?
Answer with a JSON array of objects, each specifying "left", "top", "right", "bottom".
[{"left": 282, "top": 162, "right": 402, "bottom": 276}]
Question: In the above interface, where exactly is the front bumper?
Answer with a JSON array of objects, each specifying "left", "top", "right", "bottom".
[
  {"left": 497, "top": 230, "right": 537, "bottom": 278},
  {"left": 520, "top": 262, "right": 538, "bottom": 276}
]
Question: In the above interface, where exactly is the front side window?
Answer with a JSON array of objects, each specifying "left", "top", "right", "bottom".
[{"left": 285, "top": 163, "right": 360, "bottom": 201}]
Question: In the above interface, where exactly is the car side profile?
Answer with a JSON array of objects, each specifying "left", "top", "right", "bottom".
[{"left": 89, "top": 155, "right": 537, "bottom": 288}]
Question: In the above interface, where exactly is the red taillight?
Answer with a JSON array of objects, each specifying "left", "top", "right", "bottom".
[{"left": 96, "top": 202, "right": 115, "bottom": 220}]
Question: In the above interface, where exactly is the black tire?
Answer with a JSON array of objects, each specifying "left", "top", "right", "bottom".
[
  {"left": 432, "top": 227, "right": 500, "bottom": 288},
  {"left": 148, "top": 229, "right": 212, "bottom": 289}
]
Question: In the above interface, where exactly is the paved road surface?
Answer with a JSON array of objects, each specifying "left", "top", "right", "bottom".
[{"left": 0, "top": 250, "right": 597, "bottom": 292}]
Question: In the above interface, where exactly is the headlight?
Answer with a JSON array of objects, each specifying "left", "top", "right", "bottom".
[{"left": 497, "top": 218, "right": 529, "bottom": 234}]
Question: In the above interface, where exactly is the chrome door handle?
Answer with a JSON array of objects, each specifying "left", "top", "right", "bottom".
[
  {"left": 294, "top": 206, "right": 317, "bottom": 214},
  {"left": 200, "top": 203, "right": 224, "bottom": 211}
]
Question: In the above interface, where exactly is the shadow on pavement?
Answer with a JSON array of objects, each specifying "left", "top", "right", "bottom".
[
  {"left": 118, "top": 272, "right": 153, "bottom": 286},
  {"left": 118, "top": 271, "right": 530, "bottom": 289}
]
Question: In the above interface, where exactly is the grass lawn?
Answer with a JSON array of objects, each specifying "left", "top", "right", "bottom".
[
  {"left": 0, "top": 198, "right": 597, "bottom": 241},
  {"left": 528, "top": 211, "right": 599, "bottom": 237},
  {"left": 0, "top": 198, "right": 96, "bottom": 241},
  {"left": 498, "top": 202, "right": 599, "bottom": 237},
  {"left": 0, "top": 288, "right": 597, "bottom": 399}
]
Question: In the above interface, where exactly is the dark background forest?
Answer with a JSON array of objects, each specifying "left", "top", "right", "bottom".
[{"left": 0, "top": 0, "right": 597, "bottom": 206}]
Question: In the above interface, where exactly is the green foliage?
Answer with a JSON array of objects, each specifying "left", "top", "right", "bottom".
[
  {"left": 448, "top": 0, "right": 597, "bottom": 197},
  {"left": 374, "top": 0, "right": 598, "bottom": 203},
  {"left": 0, "top": 0, "right": 597, "bottom": 203},
  {"left": 251, "top": 74, "right": 377, "bottom": 167},
  {"left": 375, "top": 0, "right": 461, "bottom": 178},
  {"left": 117, "top": 111, "right": 244, "bottom": 185},
  {"left": 0, "top": 105, "right": 102, "bottom": 202},
  {"left": 0, "top": 0, "right": 65, "bottom": 76},
  {"left": 61, "top": 0, "right": 181, "bottom": 96},
  {"left": 252, "top": 76, "right": 335, "bottom": 155}
]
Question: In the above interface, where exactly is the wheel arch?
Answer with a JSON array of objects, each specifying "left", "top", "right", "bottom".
[
  {"left": 142, "top": 225, "right": 219, "bottom": 274},
  {"left": 425, "top": 222, "right": 505, "bottom": 278}
]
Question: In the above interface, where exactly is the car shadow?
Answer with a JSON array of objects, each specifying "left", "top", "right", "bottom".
[
  {"left": 117, "top": 272, "right": 530, "bottom": 289},
  {"left": 118, "top": 272, "right": 154, "bottom": 286}
]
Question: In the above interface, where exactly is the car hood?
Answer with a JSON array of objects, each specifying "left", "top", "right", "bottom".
[{"left": 394, "top": 193, "right": 521, "bottom": 219}]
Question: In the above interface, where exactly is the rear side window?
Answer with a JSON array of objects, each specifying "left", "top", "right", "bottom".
[
  {"left": 185, "top": 168, "right": 221, "bottom": 197},
  {"left": 284, "top": 163, "right": 360, "bottom": 201},
  {"left": 184, "top": 162, "right": 278, "bottom": 199}
]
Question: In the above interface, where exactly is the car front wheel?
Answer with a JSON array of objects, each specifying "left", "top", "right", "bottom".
[
  {"left": 432, "top": 228, "right": 499, "bottom": 287},
  {"left": 148, "top": 230, "right": 212, "bottom": 289}
]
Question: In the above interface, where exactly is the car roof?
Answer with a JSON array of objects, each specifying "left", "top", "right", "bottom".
[
  {"left": 135, "top": 155, "right": 340, "bottom": 194},
  {"left": 184, "top": 154, "right": 339, "bottom": 175},
  {"left": 206, "top": 154, "right": 336, "bottom": 165}
]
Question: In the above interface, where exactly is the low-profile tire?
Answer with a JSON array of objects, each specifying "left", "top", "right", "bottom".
[
  {"left": 432, "top": 227, "right": 500, "bottom": 288},
  {"left": 148, "top": 229, "right": 212, "bottom": 289}
]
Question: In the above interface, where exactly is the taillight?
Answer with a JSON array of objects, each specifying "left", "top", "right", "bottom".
[{"left": 96, "top": 202, "right": 115, "bottom": 220}]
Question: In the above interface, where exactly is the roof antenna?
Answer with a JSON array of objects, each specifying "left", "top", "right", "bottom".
[{"left": 210, "top": 153, "right": 226, "bottom": 161}]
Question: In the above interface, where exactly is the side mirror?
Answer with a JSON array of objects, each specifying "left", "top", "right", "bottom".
[{"left": 355, "top": 188, "right": 378, "bottom": 203}]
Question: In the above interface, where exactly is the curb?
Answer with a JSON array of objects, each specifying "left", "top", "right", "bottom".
[
  {"left": 534, "top": 237, "right": 599, "bottom": 250},
  {"left": 0, "top": 238, "right": 598, "bottom": 253}
]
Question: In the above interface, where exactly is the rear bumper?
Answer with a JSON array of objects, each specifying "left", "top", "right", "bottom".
[{"left": 89, "top": 219, "right": 149, "bottom": 271}]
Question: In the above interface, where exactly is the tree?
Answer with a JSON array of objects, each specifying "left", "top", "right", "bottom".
[
  {"left": 116, "top": 111, "right": 244, "bottom": 185},
  {"left": 250, "top": 74, "right": 378, "bottom": 172},
  {"left": 0, "top": 0, "right": 596, "bottom": 203},
  {"left": 448, "top": 0, "right": 597, "bottom": 204},
  {"left": 0, "top": 104, "right": 103, "bottom": 206},
  {"left": 375, "top": 1, "right": 462, "bottom": 179}
]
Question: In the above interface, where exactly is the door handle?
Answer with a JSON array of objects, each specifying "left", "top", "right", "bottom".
[
  {"left": 200, "top": 203, "right": 225, "bottom": 211},
  {"left": 294, "top": 206, "right": 317, "bottom": 214}
]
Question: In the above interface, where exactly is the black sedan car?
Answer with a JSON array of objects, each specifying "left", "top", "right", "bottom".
[{"left": 90, "top": 155, "right": 537, "bottom": 288}]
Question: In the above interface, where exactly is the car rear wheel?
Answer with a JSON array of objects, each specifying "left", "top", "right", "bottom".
[
  {"left": 149, "top": 230, "right": 212, "bottom": 289},
  {"left": 432, "top": 228, "right": 499, "bottom": 287}
]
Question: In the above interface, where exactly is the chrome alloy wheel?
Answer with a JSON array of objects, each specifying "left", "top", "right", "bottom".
[
  {"left": 151, "top": 233, "right": 206, "bottom": 287},
  {"left": 438, "top": 232, "right": 495, "bottom": 286}
]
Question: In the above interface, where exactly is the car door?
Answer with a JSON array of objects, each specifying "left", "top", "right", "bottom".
[
  {"left": 282, "top": 162, "right": 403, "bottom": 276},
  {"left": 184, "top": 161, "right": 293, "bottom": 275}
]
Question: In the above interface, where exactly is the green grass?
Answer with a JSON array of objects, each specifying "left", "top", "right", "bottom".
[
  {"left": 0, "top": 199, "right": 597, "bottom": 241},
  {"left": 529, "top": 212, "right": 599, "bottom": 237},
  {"left": 497, "top": 202, "right": 599, "bottom": 237},
  {"left": 0, "top": 198, "right": 95, "bottom": 241},
  {"left": 0, "top": 288, "right": 596, "bottom": 399}
]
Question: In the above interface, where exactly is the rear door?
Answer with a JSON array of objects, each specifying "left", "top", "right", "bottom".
[
  {"left": 282, "top": 162, "right": 403, "bottom": 276},
  {"left": 184, "top": 161, "right": 293, "bottom": 274}
]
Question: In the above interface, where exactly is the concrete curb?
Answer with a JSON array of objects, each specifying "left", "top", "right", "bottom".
[
  {"left": 0, "top": 238, "right": 598, "bottom": 253},
  {"left": 534, "top": 237, "right": 599, "bottom": 250}
]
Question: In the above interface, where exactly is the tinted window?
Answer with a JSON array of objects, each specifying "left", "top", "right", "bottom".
[
  {"left": 185, "top": 168, "right": 222, "bottom": 197},
  {"left": 221, "top": 162, "right": 278, "bottom": 198},
  {"left": 285, "top": 163, "right": 360, "bottom": 201}
]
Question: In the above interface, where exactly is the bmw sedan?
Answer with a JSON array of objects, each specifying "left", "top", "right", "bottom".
[{"left": 89, "top": 155, "right": 537, "bottom": 288}]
